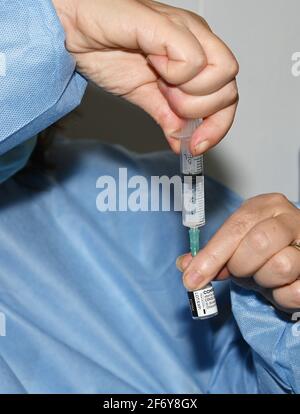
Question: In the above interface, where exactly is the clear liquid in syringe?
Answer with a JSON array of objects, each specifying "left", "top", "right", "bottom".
[{"left": 181, "top": 154, "right": 205, "bottom": 228}]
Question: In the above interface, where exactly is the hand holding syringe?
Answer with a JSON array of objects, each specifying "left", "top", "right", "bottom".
[{"left": 174, "top": 120, "right": 218, "bottom": 320}]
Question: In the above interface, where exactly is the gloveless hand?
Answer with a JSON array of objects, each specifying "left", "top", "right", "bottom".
[
  {"left": 177, "top": 194, "right": 300, "bottom": 312},
  {"left": 52, "top": 0, "right": 239, "bottom": 154}
]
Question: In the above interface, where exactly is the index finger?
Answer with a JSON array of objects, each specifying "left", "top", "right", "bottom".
[
  {"left": 145, "top": 14, "right": 207, "bottom": 85},
  {"left": 179, "top": 32, "right": 239, "bottom": 96},
  {"left": 182, "top": 197, "right": 276, "bottom": 291}
]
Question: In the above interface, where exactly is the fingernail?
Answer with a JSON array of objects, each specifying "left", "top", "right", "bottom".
[
  {"left": 194, "top": 140, "right": 210, "bottom": 155},
  {"left": 183, "top": 270, "right": 204, "bottom": 290},
  {"left": 176, "top": 255, "right": 192, "bottom": 272}
]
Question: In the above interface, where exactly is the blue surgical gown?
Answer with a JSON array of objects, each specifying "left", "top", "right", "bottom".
[{"left": 0, "top": 0, "right": 299, "bottom": 394}]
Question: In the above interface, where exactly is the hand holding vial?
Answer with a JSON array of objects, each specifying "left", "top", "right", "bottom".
[{"left": 177, "top": 194, "right": 300, "bottom": 312}]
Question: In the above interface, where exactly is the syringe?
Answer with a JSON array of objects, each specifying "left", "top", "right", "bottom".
[{"left": 174, "top": 120, "right": 218, "bottom": 320}]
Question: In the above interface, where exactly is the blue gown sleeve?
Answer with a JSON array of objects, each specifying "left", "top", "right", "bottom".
[
  {"left": 0, "top": 0, "right": 87, "bottom": 156},
  {"left": 231, "top": 285, "right": 300, "bottom": 393}
]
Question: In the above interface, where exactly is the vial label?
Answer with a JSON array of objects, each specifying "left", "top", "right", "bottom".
[
  {"left": 182, "top": 176, "right": 205, "bottom": 227},
  {"left": 188, "top": 285, "right": 218, "bottom": 319}
]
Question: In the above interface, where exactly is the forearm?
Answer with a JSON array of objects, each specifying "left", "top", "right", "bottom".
[{"left": 0, "top": 0, "right": 87, "bottom": 156}]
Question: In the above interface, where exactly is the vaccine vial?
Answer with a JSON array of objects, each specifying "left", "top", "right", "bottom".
[
  {"left": 187, "top": 228, "right": 218, "bottom": 320},
  {"left": 187, "top": 284, "right": 218, "bottom": 320}
]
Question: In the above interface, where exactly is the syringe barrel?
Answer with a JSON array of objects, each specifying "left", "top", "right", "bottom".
[
  {"left": 182, "top": 173, "right": 205, "bottom": 228},
  {"left": 180, "top": 139, "right": 205, "bottom": 228},
  {"left": 174, "top": 120, "right": 206, "bottom": 229},
  {"left": 180, "top": 137, "right": 204, "bottom": 176}
]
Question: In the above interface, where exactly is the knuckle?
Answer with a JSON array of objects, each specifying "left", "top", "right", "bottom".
[
  {"left": 172, "top": 101, "right": 193, "bottom": 118},
  {"left": 222, "top": 55, "right": 239, "bottom": 80},
  {"left": 241, "top": 197, "right": 259, "bottom": 211},
  {"left": 272, "top": 255, "right": 293, "bottom": 277},
  {"left": 244, "top": 194, "right": 264, "bottom": 205},
  {"left": 166, "top": 90, "right": 189, "bottom": 117},
  {"left": 193, "top": 53, "right": 207, "bottom": 73},
  {"left": 292, "top": 285, "right": 300, "bottom": 307},
  {"left": 230, "top": 218, "right": 249, "bottom": 238},
  {"left": 179, "top": 9, "right": 211, "bottom": 29},
  {"left": 233, "top": 91, "right": 240, "bottom": 106},
  {"left": 227, "top": 81, "right": 239, "bottom": 104},
  {"left": 166, "top": 13, "right": 207, "bottom": 73},
  {"left": 247, "top": 229, "right": 270, "bottom": 252},
  {"left": 268, "top": 193, "right": 289, "bottom": 206},
  {"left": 272, "top": 289, "right": 281, "bottom": 305},
  {"left": 229, "top": 57, "right": 239, "bottom": 78},
  {"left": 183, "top": 47, "right": 207, "bottom": 74},
  {"left": 196, "top": 251, "right": 219, "bottom": 277},
  {"left": 166, "top": 12, "right": 186, "bottom": 26},
  {"left": 227, "top": 259, "right": 241, "bottom": 277},
  {"left": 206, "top": 251, "right": 220, "bottom": 267},
  {"left": 230, "top": 211, "right": 255, "bottom": 237},
  {"left": 253, "top": 272, "right": 269, "bottom": 288}
]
